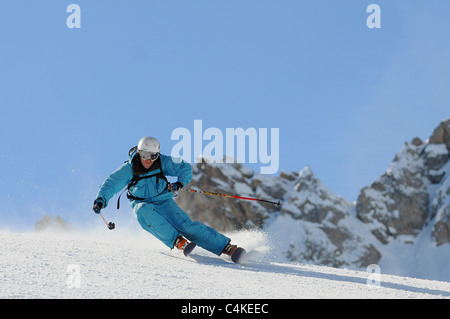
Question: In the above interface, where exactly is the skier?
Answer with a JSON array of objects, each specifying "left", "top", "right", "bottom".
[{"left": 92, "top": 136, "right": 245, "bottom": 263}]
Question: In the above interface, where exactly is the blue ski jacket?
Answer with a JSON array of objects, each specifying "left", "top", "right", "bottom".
[{"left": 96, "top": 150, "right": 192, "bottom": 208}]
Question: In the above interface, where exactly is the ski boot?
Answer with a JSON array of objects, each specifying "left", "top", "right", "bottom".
[
  {"left": 174, "top": 236, "right": 197, "bottom": 257},
  {"left": 222, "top": 242, "right": 246, "bottom": 264}
]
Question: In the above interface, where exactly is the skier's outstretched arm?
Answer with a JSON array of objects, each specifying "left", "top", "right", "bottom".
[{"left": 96, "top": 163, "right": 133, "bottom": 208}]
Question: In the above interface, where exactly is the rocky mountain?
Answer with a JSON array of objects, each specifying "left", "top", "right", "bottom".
[
  {"left": 356, "top": 120, "right": 450, "bottom": 246},
  {"left": 175, "top": 119, "right": 450, "bottom": 274}
]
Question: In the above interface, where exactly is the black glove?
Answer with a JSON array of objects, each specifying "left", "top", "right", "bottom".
[
  {"left": 93, "top": 198, "right": 105, "bottom": 214},
  {"left": 168, "top": 181, "right": 183, "bottom": 192}
]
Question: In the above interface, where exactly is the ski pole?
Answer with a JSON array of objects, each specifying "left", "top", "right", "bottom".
[
  {"left": 99, "top": 212, "right": 115, "bottom": 230},
  {"left": 180, "top": 188, "right": 281, "bottom": 206}
]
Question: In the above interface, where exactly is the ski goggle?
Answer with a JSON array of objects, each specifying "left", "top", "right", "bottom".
[{"left": 139, "top": 150, "right": 160, "bottom": 161}]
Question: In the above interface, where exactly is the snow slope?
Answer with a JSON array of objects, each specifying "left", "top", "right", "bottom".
[{"left": 1, "top": 228, "right": 449, "bottom": 299}]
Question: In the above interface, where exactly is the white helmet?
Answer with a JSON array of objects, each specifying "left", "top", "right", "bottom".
[{"left": 137, "top": 136, "right": 160, "bottom": 161}]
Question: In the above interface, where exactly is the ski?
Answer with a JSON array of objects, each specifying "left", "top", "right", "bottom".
[
  {"left": 183, "top": 242, "right": 197, "bottom": 257},
  {"left": 231, "top": 247, "right": 246, "bottom": 264}
]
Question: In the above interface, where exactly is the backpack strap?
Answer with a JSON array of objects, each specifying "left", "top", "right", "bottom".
[
  {"left": 116, "top": 168, "right": 170, "bottom": 209},
  {"left": 129, "top": 146, "right": 137, "bottom": 156}
]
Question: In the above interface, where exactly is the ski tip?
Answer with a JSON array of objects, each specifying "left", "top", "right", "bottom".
[
  {"left": 231, "top": 247, "right": 247, "bottom": 264},
  {"left": 183, "top": 242, "right": 197, "bottom": 257}
]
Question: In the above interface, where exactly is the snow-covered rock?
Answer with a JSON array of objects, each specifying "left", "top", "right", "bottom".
[
  {"left": 428, "top": 120, "right": 450, "bottom": 246},
  {"left": 357, "top": 119, "right": 450, "bottom": 246},
  {"left": 356, "top": 140, "right": 430, "bottom": 244},
  {"left": 271, "top": 166, "right": 381, "bottom": 268}
]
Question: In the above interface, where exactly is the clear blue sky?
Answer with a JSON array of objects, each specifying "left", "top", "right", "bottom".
[{"left": 1, "top": 1, "right": 449, "bottom": 230}]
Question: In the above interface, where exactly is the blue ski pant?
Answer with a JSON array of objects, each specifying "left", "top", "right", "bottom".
[{"left": 132, "top": 199, "right": 229, "bottom": 255}]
